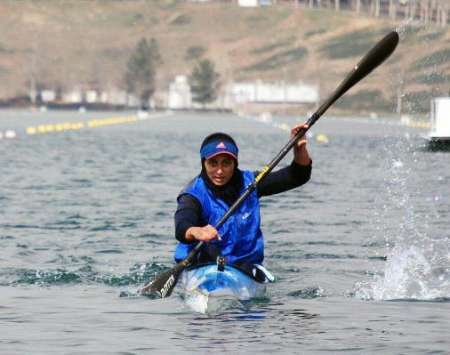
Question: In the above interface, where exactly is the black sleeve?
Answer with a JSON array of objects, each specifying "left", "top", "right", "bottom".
[
  {"left": 256, "top": 160, "right": 312, "bottom": 197},
  {"left": 174, "top": 194, "right": 203, "bottom": 244}
]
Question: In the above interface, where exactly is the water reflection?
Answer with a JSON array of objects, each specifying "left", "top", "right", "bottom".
[{"left": 172, "top": 302, "right": 320, "bottom": 352}]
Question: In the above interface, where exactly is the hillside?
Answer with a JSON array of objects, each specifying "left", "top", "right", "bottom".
[{"left": 0, "top": 0, "right": 449, "bottom": 114}]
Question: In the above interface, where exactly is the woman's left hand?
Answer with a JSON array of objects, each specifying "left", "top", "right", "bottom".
[{"left": 291, "top": 123, "right": 311, "bottom": 166}]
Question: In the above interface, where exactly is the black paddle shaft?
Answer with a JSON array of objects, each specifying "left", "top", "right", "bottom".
[{"left": 141, "top": 31, "right": 399, "bottom": 297}]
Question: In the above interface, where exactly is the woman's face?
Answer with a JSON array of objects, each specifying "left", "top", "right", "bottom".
[{"left": 204, "top": 154, "right": 236, "bottom": 186}]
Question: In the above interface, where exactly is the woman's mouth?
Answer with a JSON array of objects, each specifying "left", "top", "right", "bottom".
[{"left": 213, "top": 176, "right": 225, "bottom": 183}]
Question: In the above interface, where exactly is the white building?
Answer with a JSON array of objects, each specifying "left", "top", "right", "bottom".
[
  {"left": 238, "top": 0, "right": 272, "bottom": 7},
  {"left": 429, "top": 97, "right": 450, "bottom": 142},
  {"left": 229, "top": 82, "right": 257, "bottom": 103},
  {"left": 85, "top": 90, "right": 98, "bottom": 104},
  {"left": 239, "top": 0, "right": 258, "bottom": 6},
  {"left": 40, "top": 90, "right": 56, "bottom": 103},
  {"left": 62, "top": 89, "right": 83, "bottom": 104},
  {"left": 228, "top": 81, "right": 319, "bottom": 105},
  {"left": 168, "top": 75, "right": 192, "bottom": 109}
]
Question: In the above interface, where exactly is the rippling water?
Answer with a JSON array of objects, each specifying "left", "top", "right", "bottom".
[{"left": 1, "top": 109, "right": 449, "bottom": 353}]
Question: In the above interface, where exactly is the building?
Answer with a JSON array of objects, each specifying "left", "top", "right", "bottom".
[
  {"left": 40, "top": 90, "right": 56, "bottom": 103},
  {"left": 168, "top": 75, "right": 192, "bottom": 109},
  {"left": 227, "top": 80, "right": 319, "bottom": 105},
  {"left": 429, "top": 97, "right": 450, "bottom": 147},
  {"left": 62, "top": 89, "right": 83, "bottom": 104},
  {"left": 238, "top": 0, "right": 273, "bottom": 7},
  {"left": 85, "top": 90, "right": 98, "bottom": 104}
]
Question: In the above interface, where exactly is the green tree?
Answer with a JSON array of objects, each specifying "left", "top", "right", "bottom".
[
  {"left": 125, "top": 38, "right": 161, "bottom": 108},
  {"left": 190, "top": 59, "right": 220, "bottom": 105}
]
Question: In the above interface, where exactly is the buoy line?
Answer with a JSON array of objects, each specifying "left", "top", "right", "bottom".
[{"left": 0, "top": 111, "right": 173, "bottom": 140}]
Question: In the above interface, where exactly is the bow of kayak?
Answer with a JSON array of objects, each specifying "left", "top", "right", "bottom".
[{"left": 177, "top": 264, "right": 268, "bottom": 313}]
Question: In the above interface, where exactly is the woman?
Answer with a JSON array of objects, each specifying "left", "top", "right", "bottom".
[{"left": 174, "top": 123, "right": 312, "bottom": 279}]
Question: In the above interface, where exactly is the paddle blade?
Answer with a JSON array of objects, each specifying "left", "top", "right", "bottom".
[
  {"left": 314, "top": 31, "right": 399, "bottom": 121},
  {"left": 140, "top": 264, "right": 184, "bottom": 298},
  {"left": 140, "top": 244, "right": 202, "bottom": 298},
  {"left": 342, "top": 31, "right": 399, "bottom": 96}
]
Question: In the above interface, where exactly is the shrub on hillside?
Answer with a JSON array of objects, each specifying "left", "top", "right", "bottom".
[{"left": 244, "top": 47, "right": 307, "bottom": 72}]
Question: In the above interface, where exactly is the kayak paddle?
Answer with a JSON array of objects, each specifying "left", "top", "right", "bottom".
[{"left": 140, "top": 31, "right": 399, "bottom": 298}]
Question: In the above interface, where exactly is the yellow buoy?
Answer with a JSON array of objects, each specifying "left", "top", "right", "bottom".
[
  {"left": 316, "top": 133, "right": 329, "bottom": 144},
  {"left": 26, "top": 127, "right": 37, "bottom": 135}
]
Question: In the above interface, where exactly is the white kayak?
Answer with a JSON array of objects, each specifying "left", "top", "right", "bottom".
[{"left": 177, "top": 263, "right": 273, "bottom": 313}]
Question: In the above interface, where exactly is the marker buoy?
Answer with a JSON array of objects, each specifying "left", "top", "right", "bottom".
[{"left": 316, "top": 133, "right": 329, "bottom": 144}]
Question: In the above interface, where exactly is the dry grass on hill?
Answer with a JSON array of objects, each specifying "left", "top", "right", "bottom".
[{"left": 0, "top": 0, "right": 449, "bottom": 113}]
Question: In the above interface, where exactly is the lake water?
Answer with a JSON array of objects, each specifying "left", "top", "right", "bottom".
[{"left": 1, "top": 109, "right": 449, "bottom": 354}]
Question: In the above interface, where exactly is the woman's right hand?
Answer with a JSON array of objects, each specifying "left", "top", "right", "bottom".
[{"left": 185, "top": 225, "right": 219, "bottom": 242}]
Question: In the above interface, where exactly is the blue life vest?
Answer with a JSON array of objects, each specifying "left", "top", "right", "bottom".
[{"left": 174, "top": 170, "right": 264, "bottom": 265}]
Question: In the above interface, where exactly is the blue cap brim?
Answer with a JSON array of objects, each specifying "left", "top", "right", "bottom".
[{"left": 200, "top": 139, "right": 239, "bottom": 160}]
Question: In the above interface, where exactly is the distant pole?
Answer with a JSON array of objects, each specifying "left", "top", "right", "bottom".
[
  {"left": 433, "top": 0, "right": 438, "bottom": 24},
  {"left": 375, "top": 0, "right": 380, "bottom": 17},
  {"left": 410, "top": 0, "right": 417, "bottom": 21},
  {"left": 437, "top": 2, "right": 443, "bottom": 26},
  {"left": 29, "top": 41, "right": 38, "bottom": 105},
  {"left": 389, "top": 0, "right": 396, "bottom": 19},
  {"left": 442, "top": 3, "right": 448, "bottom": 26},
  {"left": 419, "top": 0, "right": 426, "bottom": 23}
]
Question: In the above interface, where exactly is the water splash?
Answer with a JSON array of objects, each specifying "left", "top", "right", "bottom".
[
  {"left": 356, "top": 245, "right": 449, "bottom": 301},
  {"left": 356, "top": 138, "right": 450, "bottom": 301}
]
